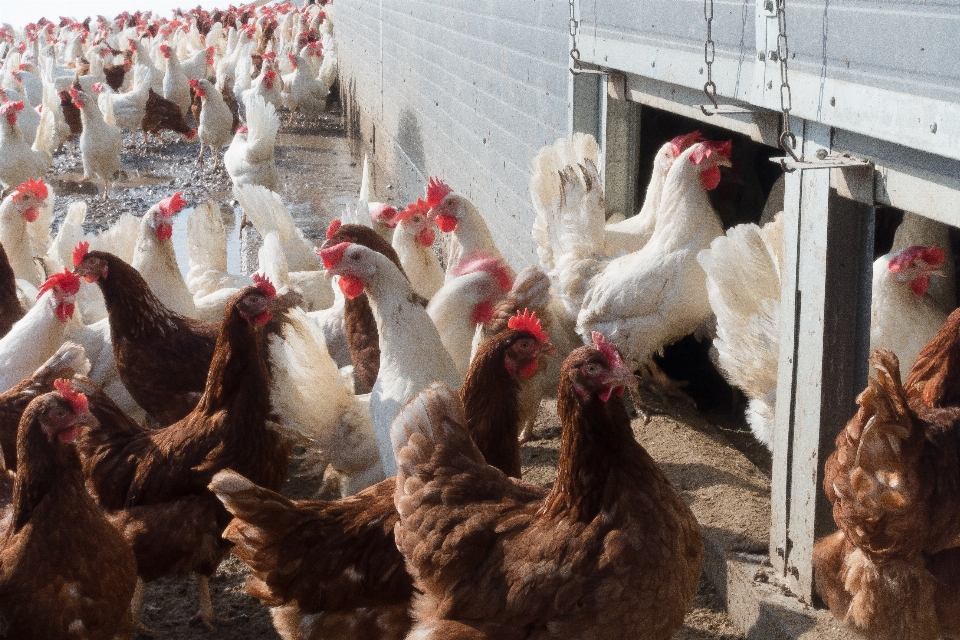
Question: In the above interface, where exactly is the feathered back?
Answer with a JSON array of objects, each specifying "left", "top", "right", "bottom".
[
  {"left": 257, "top": 230, "right": 289, "bottom": 290},
  {"left": 242, "top": 92, "right": 279, "bottom": 162},
  {"left": 696, "top": 215, "right": 783, "bottom": 447},
  {"left": 234, "top": 184, "right": 316, "bottom": 271},
  {"left": 187, "top": 200, "right": 228, "bottom": 272}
]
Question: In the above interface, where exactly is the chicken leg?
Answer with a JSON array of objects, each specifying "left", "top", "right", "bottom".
[
  {"left": 190, "top": 574, "right": 232, "bottom": 631},
  {"left": 132, "top": 578, "right": 162, "bottom": 638},
  {"left": 196, "top": 143, "right": 205, "bottom": 166}
]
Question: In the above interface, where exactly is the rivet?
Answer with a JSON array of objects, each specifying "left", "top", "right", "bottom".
[
  {"left": 830, "top": 96, "right": 835, "bottom": 106},
  {"left": 931, "top": 123, "right": 938, "bottom": 134}
]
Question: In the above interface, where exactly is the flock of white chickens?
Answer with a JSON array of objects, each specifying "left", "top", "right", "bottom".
[{"left": 0, "top": 0, "right": 955, "bottom": 637}]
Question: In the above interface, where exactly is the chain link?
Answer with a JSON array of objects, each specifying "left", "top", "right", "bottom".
[
  {"left": 701, "top": 0, "right": 718, "bottom": 114},
  {"left": 775, "top": 0, "right": 799, "bottom": 164},
  {"left": 568, "top": 0, "right": 582, "bottom": 75}
]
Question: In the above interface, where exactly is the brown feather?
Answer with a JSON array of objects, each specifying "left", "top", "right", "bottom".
[{"left": 0, "top": 242, "right": 25, "bottom": 341}]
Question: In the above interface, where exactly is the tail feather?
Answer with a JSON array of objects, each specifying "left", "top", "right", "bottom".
[
  {"left": 92, "top": 213, "right": 140, "bottom": 265},
  {"left": 697, "top": 216, "right": 783, "bottom": 448},
  {"left": 243, "top": 92, "right": 279, "bottom": 163},
  {"left": 234, "top": 185, "right": 316, "bottom": 271},
  {"left": 268, "top": 308, "right": 382, "bottom": 492},
  {"left": 257, "top": 230, "right": 289, "bottom": 289},
  {"left": 32, "top": 341, "right": 90, "bottom": 381}
]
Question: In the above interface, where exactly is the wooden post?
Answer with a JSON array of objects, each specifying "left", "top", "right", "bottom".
[{"left": 769, "top": 120, "right": 875, "bottom": 601}]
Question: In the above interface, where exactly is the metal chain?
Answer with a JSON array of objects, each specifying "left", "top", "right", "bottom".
[
  {"left": 775, "top": 0, "right": 799, "bottom": 163},
  {"left": 701, "top": 0, "right": 718, "bottom": 115},
  {"left": 568, "top": 0, "right": 582, "bottom": 75}
]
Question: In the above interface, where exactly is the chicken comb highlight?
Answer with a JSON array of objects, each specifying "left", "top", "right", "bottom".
[
  {"left": 889, "top": 245, "right": 946, "bottom": 272},
  {"left": 326, "top": 218, "right": 342, "bottom": 239},
  {"left": 91, "top": 82, "right": 105, "bottom": 94},
  {"left": 157, "top": 192, "right": 187, "bottom": 216},
  {"left": 508, "top": 309, "right": 549, "bottom": 344},
  {"left": 591, "top": 331, "right": 624, "bottom": 370},
  {"left": 395, "top": 198, "right": 431, "bottom": 223},
  {"left": 452, "top": 251, "right": 513, "bottom": 291},
  {"left": 13, "top": 178, "right": 48, "bottom": 202},
  {"left": 37, "top": 269, "right": 82, "bottom": 299},
  {"left": 54, "top": 378, "right": 89, "bottom": 415},
  {"left": 252, "top": 272, "right": 277, "bottom": 298},
  {"left": 426, "top": 177, "right": 453, "bottom": 208},
  {"left": 72, "top": 240, "right": 90, "bottom": 267},
  {"left": 370, "top": 203, "right": 399, "bottom": 228},
  {"left": 689, "top": 139, "right": 733, "bottom": 165},
  {"left": 670, "top": 130, "right": 705, "bottom": 157},
  {"left": 319, "top": 242, "right": 351, "bottom": 269}
]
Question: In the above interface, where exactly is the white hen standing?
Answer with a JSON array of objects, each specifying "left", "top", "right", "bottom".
[
  {"left": 320, "top": 241, "right": 461, "bottom": 477},
  {"left": 225, "top": 93, "right": 280, "bottom": 190},
  {"left": 70, "top": 87, "right": 122, "bottom": 200}
]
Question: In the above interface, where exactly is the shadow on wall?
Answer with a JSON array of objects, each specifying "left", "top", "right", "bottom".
[{"left": 395, "top": 108, "right": 426, "bottom": 205}]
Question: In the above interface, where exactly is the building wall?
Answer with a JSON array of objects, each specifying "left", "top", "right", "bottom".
[{"left": 336, "top": 0, "right": 573, "bottom": 267}]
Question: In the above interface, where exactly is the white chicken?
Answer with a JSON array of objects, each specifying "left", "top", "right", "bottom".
[
  {"left": 185, "top": 200, "right": 250, "bottom": 322},
  {"left": 426, "top": 252, "right": 513, "bottom": 378},
  {"left": 391, "top": 199, "right": 444, "bottom": 300},
  {"left": 0, "top": 86, "right": 40, "bottom": 146},
  {"left": 0, "top": 269, "right": 81, "bottom": 393},
  {"left": 159, "top": 43, "right": 191, "bottom": 118},
  {"left": 533, "top": 134, "right": 730, "bottom": 383},
  {"left": 268, "top": 306, "right": 384, "bottom": 496},
  {"left": 320, "top": 241, "right": 461, "bottom": 477},
  {"left": 91, "top": 75, "right": 150, "bottom": 134},
  {"left": 131, "top": 192, "right": 199, "bottom": 318},
  {"left": 242, "top": 54, "right": 283, "bottom": 111},
  {"left": 280, "top": 53, "right": 328, "bottom": 123},
  {"left": 233, "top": 184, "right": 317, "bottom": 272},
  {"left": 0, "top": 179, "right": 49, "bottom": 287},
  {"left": 602, "top": 130, "right": 705, "bottom": 256},
  {"left": 70, "top": 87, "right": 122, "bottom": 199},
  {"left": 179, "top": 46, "right": 215, "bottom": 82},
  {"left": 191, "top": 78, "right": 235, "bottom": 167},
  {"left": 0, "top": 99, "right": 52, "bottom": 190},
  {"left": 224, "top": 93, "right": 280, "bottom": 190}
]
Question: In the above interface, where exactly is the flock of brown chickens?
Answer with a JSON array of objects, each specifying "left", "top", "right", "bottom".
[{"left": 0, "top": 3, "right": 958, "bottom": 640}]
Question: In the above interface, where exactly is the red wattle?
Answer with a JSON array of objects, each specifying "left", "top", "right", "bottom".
[
  {"left": 417, "top": 227, "right": 436, "bottom": 247},
  {"left": 436, "top": 214, "right": 458, "bottom": 232},
  {"left": 23, "top": 207, "right": 39, "bottom": 222},
  {"left": 56, "top": 303, "right": 75, "bottom": 322},
  {"left": 700, "top": 166, "right": 721, "bottom": 190},
  {"left": 156, "top": 223, "right": 173, "bottom": 241},
  {"left": 911, "top": 276, "right": 930, "bottom": 296},
  {"left": 58, "top": 426, "right": 82, "bottom": 443},
  {"left": 599, "top": 386, "right": 614, "bottom": 403},
  {"left": 254, "top": 311, "right": 273, "bottom": 325},
  {"left": 339, "top": 275, "right": 365, "bottom": 299},
  {"left": 519, "top": 359, "right": 539, "bottom": 378}
]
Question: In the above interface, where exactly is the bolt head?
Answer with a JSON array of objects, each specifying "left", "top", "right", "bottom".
[{"left": 930, "top": 123, "right": 938, "bottom": 133}]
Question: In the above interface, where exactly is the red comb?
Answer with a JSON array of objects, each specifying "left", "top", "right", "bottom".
[
  {"left": 1, "top": 100, "right": 25, "bottom": 115},
  {"left": 325, "top": 218, "right": 342, "bottom": 239},
  {"left": 319, "top": 242, "right": 351, "bottom": 269},
  {"left": 72, "top": 241, "right": 90, "bottom": 267},
  {"left": 68, "top": 87, "right": 80, "bottom": 100},
  {"left": 395, "top": 198, "right": 430, "bottom": 223},
  {"left": 591, "top": 331, "right": 623, "bottom": 369},
  {"left": 54, "top": 378, "right": 89, "bottom": 415},
  {"left": 508, "top": 309, "right": 548, "bottom": 344},
  {"left": 37, "top": 269, "right": 81, "bottom": 299},
  {"left": 189, "top": 78, "right": 200, "bottom": 89},
  {"left": 370, "top": 204, "right": 399, "bottom": 227},
  {"left": 157, "top": 192, "right": 186, "bottom": 216},
  {"left": 12, "top": 178, "right": 48, "bottom": 202},
  {"left": 889, "top": 245, "right": 946, "bottom": 272},
  {"left": 237, "top": 125, "right": 248, "bottom": 134},
  {"left": 425, "top": 177, "right": 452, "bottom": 208},
  {"left": 670, "top": 130, "right": 705, "bottom": 156},
  {"left": 252, "top": 272, "right": 277, "bottom": 297},
  {"left": 689, "top": 140, "right": 733, "bottom": 165},
  {"left": 452, "top": 251, "right": 513, "bottom": 291}
]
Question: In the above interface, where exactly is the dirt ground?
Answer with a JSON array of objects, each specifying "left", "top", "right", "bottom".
[{"left": 44, "top": 105, "right": 755, "bottom": 639}]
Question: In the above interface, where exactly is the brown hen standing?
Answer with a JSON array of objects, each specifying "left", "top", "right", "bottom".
[
  {"left": 391, "top": 333, "right": 703, "bottom": 640},
  {"left": 140, "top": 88, "right": 196, "bottom": 144},
  {"left": 209, "top": 312, "right": 554, "bottom": 640},
  {"left": 75, "top": 279, "right": 296, "bottom": 633},
  {"left": 814, "top": 333, "right": 960, "bottom": 637},
  {"left": 0, "top": 242, "right": 25, "bottom": 340},
  {"left": 73, "top": 244, "right": 219, "bottom": 425},
  {"left": 0, "top": 382, "right": 137, "bottom": 639}
]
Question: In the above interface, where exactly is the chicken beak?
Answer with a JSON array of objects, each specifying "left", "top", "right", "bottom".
[
  {"left": 74, "top": 410, "right": 100, "bottom": 430},
  {"left": 541, "top": 341, "right": 557, "bottom": 357},
  {"left": 603, "top": 362, "right": 639, "bottom": 396}
]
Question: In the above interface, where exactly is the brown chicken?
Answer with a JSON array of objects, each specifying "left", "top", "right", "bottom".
[
  {"left": 59, "top": 89, "right": 83, "bottom": 139},
  {"left": 391, "top": 333, "right": 703, "bottom": 640},
  {"left": 209, "top": 311, "right": 555, "bottom": 640},
  {"left": 76, "top": 279, "right": 296, "bottom": 632},
  {"left": 141, "top": 88, "right": 196, "bottom": 144},
  {"left": 103, "top": 60, "right": 130, "bottom": 92},
  {"left": 322, "top": 220, "right": 408, "bottom": 394},
  {"left": 0, "top": 382, "right": 137, "bottom": 639},
  {"left": 0, "top": 242, "right": 25, "bottom": 340},
  {"left": 0, "top": 343, "right": 89, "bottom": 473},
  {"left": 73, "top": 244, "right": 219, "bottom": 425},
  {"left": 814, "top": 345, "right": 960, "bottom": 639}
]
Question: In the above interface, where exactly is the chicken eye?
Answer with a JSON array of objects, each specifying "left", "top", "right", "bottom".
[
  {"left": 516, "top": 339, "right": 534, "bottom": 351},
  {"left": 412, "top": 216, "right": 422, "bottom": 223},
  {"left": 584, "top": 363, "right": 601, "bottom": 376},
  {"left": 52, "top": 406, "right": 67, "bottom": 419}
]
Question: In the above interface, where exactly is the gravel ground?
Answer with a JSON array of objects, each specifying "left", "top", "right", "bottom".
[{"left": 42, "top": 104, "right": 751, "bottom": 639}]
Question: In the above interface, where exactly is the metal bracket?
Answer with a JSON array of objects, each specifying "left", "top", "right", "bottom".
[
  {"left": 699, "top": 104, "right": 756, "bottom": 115},
  {"left": 771, "top": 151, "right": 873, "bottom": 171}
]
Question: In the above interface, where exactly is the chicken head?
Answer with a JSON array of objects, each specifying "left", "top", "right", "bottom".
[
  {"left": 566, "top": 332, "right": 638, "bottom": 403},
  {"left": 36, "top": 269, "right": 81, "bottom": 323},
  {"left": 888, "top": 245, "right": 946, "bottom": 296},
  {"left": 318, "top": 241, "right": 375, "bottom": 299},
  {"left": 504, "top": 309, "right": 555, "bottom": 378},
  {"left": 10, "top": 178, "right": 49, "bottom": 222},
  {"left": 72, "top": 242, "right": 109, "bottom": 283}
]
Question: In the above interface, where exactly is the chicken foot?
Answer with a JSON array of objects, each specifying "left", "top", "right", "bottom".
[
  {"left": 190, "top": 574, "right": 233, "bottom": 631},
  {"left": 131, "top": 577, "right": 162, "bottom": 638},
  {"left": 637, "top": 360, "right": 697, "bottom": 409}
]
